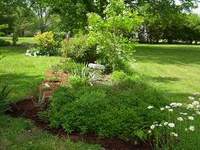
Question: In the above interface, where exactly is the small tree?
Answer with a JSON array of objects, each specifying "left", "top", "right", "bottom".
[{"left": 87, "top": 0, "right": 142, "bottom": 71}]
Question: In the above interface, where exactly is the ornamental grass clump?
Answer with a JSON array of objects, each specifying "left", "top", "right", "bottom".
[{"left": 147, "top": 93, "right": 200, "bottom": 149}]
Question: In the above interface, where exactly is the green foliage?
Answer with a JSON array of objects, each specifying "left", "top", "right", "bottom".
[
  {"left": 48, "top": 0, "right": 108, "bottom": 34},
  {"left": 68, "top": 76, "right": 89, "bottom": 88},
  {"left": 49, "top": 72, "right": 167, "bottom": 140},
  {"left": 0, "top": 85, "right": 11, "bottom": 113},
  {"left": 59, "top": 59, "right": 89, "bottom": 78},
  {"left": 34, "top": 31, "right": 60, "bottom": 56},
  {"left": 137, "top": 1, "right": 200, "bottom": 44},
  {"left": 0, "top": 24, "right": 8, "bottom": 36},
  {"left": 0, "top": 39, "right": 11, "bottom": 46},
  {"left": 111, "top": 70, "right": 129, "bottom": 82},
  {"left": 87, "top": 0, "right": 143, "bottom": 70},
  {"left": 61, "top": 34, "right": 97, "bottom": 63}
]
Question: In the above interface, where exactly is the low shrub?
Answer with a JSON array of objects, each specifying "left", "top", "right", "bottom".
[
  {"left": 34, "top": 31, "right": 60, "bottom": 56},
  {"left": 0, "top": 39, "right": 11, "bottom": 46},
  {"left": 49, "top": 73, "right": 168, "bottom": 140},
  {"left": 61, "top": 34, "right": 97, "bottom": 63}
]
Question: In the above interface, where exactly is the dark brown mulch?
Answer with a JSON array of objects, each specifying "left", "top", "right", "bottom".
[
  {"left": 6, "top": 70, "right": 153, "bottom": 150},
  {"left": 6, "top": 97, "right": 152, "bottom": 150}
]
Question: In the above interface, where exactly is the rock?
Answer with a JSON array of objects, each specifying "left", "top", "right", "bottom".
[{"left": 88, "top": 63, "right": 105, "bottom": 70}]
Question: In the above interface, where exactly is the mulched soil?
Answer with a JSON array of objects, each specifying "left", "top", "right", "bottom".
[{"left": 6, "top": 70, "right": 153, "bottom": 150}]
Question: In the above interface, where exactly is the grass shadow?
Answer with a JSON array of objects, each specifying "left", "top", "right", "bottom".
[
  {"left": 135, "top": 45, "right": 200, "bottom": 65},
  {"left": 150, "top": 76, "right": 180, "bottom": 83},
  {"left": 0, "top": 73, "right": 43, "bottom": 102}
]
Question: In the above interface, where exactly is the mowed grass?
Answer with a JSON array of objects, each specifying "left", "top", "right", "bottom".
[
  {"left": 0, "top": 44, "right": 101, "bottom": 149},
  {"left": 0, "top": 46, "right": 60, "bottom": 102},
  {"left": 134, "top": 44, "right": 200, "bottom": 102},
  {"left": 1, "top": 41, "right": 200, "bottom": 149},
  {"left": 0, "top": 115, "right": 101, "bottom": 150},
  {"left": 135, "top": 44, "right": 200, "bottom": 149},
  {"left": 0, "top": 36, "right": 36, "bottom": 45}
]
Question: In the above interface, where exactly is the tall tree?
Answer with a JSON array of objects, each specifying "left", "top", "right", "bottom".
[
  {"left": 27, "top": 0, "right": 52, "bottom": 33},
  {"left": 48, "top": 0, "right": 108, "bottom": 34}
]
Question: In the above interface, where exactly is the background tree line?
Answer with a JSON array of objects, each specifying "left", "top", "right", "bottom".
[{"left": 0, "top": 0, "right": 200, "bottom": 44}]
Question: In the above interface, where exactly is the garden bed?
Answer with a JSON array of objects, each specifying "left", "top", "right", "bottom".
[
  {"left": 4, "top": 69, "right": 154, "bottom": 150},
  {"left": 6, "top": 95, "right": 153, "bottom": 150}
]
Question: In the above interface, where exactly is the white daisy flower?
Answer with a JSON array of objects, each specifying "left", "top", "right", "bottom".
[
  {"left": 189, "top": 126, "right": 195, "bottom": 131},
  {"left": 177, "top": 117, "right": 183, "bottom": 121},
  {"left": 170, "top": 132, "right": 178, "bottom": 137},
  {"left": 188, "top": 96, "right": 195, "bottom": 100},
  {"left": 170, "top": 102, "right": 182, "bottom": 107},
  {"left": 180, "top": 112, "right": 188, "bottom": 115},
  {"left": 187, "top": 104, "right": 194, "bottom": 109},
  {"left": 150, "top": 125, "right": 155, "bottom": 130},
  {"left": 147, "top": 106, "right": 154, "bottom": 109},
  {"left": 188, "top": 116, "right": 194, "bottom": 120},
  {"left": 148, "top": 130, "right": 152, "bottom": 134},
  {"left": 165, "top": 105, "right": 170, "bottom": 109},
  {"left": 160, "top": 107, "right": 165, "bottom": 111},
  {"left": 164, "top": 122, "right": 168, "bottom": 126},
  {"left": 168, "top": 123, "right": 175, "bottom": 128},
  {"left": 177, "top": 103, "right": 183, "bottom": 107},
  {"left": 192, "top": 101, "right": 200, "bottom": 106}
]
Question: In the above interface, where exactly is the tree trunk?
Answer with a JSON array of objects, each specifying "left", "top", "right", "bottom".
[{"left": 12, "top": 30, "right": 18, "bottom": 46}]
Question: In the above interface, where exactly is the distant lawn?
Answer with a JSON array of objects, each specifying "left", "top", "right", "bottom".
[
  {"left": 134, "top": 44, "right": 200, "bottom": 101},
  {"left": 0, "top": 36, "right": 36, "bottom": 45},
  {"left": 0, "top": 46, "right": 60, "bottom": 102}
]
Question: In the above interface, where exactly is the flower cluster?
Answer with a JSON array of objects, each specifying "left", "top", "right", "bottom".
[
  {"left": 147, "top": 92, "right": 200, "bottom": 143},
  {"left": 25, "top": 49, "right": 40, "bottom": 57}
]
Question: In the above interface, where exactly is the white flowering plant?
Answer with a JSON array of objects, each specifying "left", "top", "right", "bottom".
[{"left": 147, "top": 93, "right": 200, "bottom": 149}]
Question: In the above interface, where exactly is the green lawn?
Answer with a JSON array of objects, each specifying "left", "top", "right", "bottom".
[
  {"left": 135, "top": 44, "right": 200, "bottom": 149},
  {"left": 0, "top": 37, "right": 36, "bottom": 45},
  {"left": 135, "top": 44, "right": 200, "bottom": 102},
  {"left": 0, "top": 46, "right": 60, "bottom": 102},
  {"left": 0, "top": 115, "right": 101, "bottom": 150},
  {"left": 0, "top": 45, "right": 101, "bottom": 150},
  {"left": 1, "top": 43, "right": 200, "bottom": 149}
]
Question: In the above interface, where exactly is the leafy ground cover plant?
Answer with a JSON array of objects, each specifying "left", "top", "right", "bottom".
[
  {"left": 147, "top": 93, "right": 200, "bottom": 149},
  {"left": 48, "top": 71, "right": 168, "bottom": 141}
]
